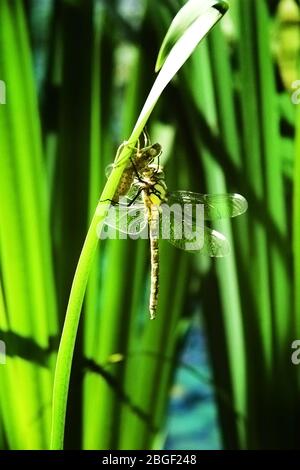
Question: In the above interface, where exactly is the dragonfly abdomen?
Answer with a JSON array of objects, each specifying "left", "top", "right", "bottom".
[{"left": 149, "top": 207, "right": 160, "bottom": 320}]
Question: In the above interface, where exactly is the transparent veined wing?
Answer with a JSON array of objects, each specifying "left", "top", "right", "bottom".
[
  {"left": 166, "top": 222, "right": 230, "bottom": 257},
  {"left": 102, "top": 190, "right": 231, "bottom": 256},
  {"left": 103, "top": 202, "right": 148, "bottom": 236},
  {"left": 157, "top": 204, "right": 229, "bottom": 256},
  {"left": 201, "top": 227, "right": 230, "bottom": 257},
  {"left": 167, "top": 191, "right": 248, "bottom": 220},
  {"left": 125, "top": 182, "right": 143, "bottom": 201}
]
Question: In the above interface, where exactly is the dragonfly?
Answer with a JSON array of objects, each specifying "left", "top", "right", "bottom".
[
  {"left": 106, "top": 133, "right": 162, "bottom": 203},
  {"left": 103, "top": 163, "right": 248, "bottom": 320}
]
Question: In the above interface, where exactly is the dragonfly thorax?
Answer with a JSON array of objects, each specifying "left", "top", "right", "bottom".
[{"left": 138, "top": 173, "right": 168, "bottom": 207}]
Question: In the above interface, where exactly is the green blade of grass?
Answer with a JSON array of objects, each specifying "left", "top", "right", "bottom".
[
  {"left": 0, "top": 0, "right": 57, "bottom": 449},
  {"left": 179, "top": 35, "right": 247, "bottom": 447},
  {"left": 255, "top": 0, "right": 296, "bottom": 447}
]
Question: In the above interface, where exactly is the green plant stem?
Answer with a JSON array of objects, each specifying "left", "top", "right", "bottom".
[
  {"left": 50, "top": 173, "right": 123, "bottom": 449},
  {"left": 50, "top": 145, "right": 129, "bottom": 448},
  {"left": 50, "top": 212, "right": 98, "bottom": 449},
  {"left": 51, "top": 122, "right": 154, "bottom": 448},
  {"left": 51, "top": 132, "right": 149, "bottom": 449}
]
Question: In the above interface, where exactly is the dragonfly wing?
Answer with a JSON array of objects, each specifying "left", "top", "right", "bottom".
[
  {"left": 163, "top": 207, "right": 230, "bottom": 257},
  {"left": 202, "top": 227, "right": 230, "bottom": 257},
  {"left": 103, "top": 204, "right": 147, "bottom": 235},
  {"left": 125, "top": 182, "right": 142, "bottom": 201},
  {"left": 167, "top": 191, "right": 248, "bottom": 220}
]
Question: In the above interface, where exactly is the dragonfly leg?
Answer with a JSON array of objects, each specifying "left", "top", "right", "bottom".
[
  {"left": 142, "top": 126, "right": 151, "bottom": 147},
  {"left": 126, "top": 188, "right": 143, "bottom": 206},
  {"left": 153, "top": 148, "right": 163, "bottom": 173},
  {"left": 113, "top": 141, "right": 127, "bottom": 163},
  {"left": 99, "top": 198, "right": 118, "bottom": 206},
  {"left": 130, "top": 157, "right": 140, "bottom": 178},
  {"left": 99, "top": 195, "right": 143, "bottom": 207},
  {"left": 113, "top": 130, "right": 153, "bottom": 166}
]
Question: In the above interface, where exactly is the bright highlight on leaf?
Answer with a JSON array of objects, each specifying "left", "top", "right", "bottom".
[
  {"left": 156, "top": 0, "right": 229, "bottom": 72},
  {"left": 129, "top": 0, "right": 228, "bottom": 145}
]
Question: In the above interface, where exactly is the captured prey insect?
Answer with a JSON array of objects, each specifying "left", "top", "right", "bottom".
[
  {"left": 106, "top": 133, "right": 162, "bottom": 203},
  {"left": 102, "top": 163, "right": 248, "bottom": 320}
]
